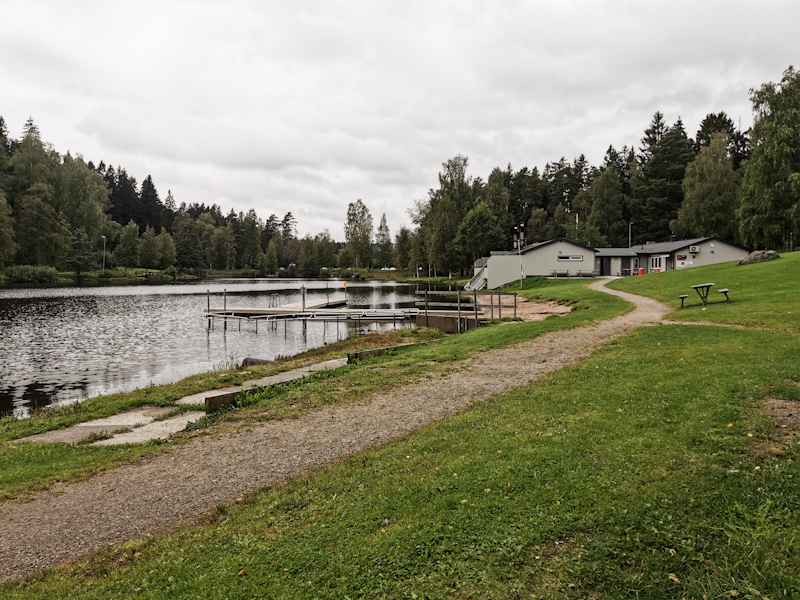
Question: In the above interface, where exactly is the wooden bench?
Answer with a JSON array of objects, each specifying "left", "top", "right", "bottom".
[
  {"left": 551, "top": 270, "right": 570, "bottom": 278},
  {"left": 678, "top": 294, "right": 689, "bottom": 308},
  {"left": 717, "top": 288, "right": 730, "bottom": 302}
]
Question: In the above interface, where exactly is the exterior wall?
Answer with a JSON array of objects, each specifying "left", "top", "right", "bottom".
[
  {"left": 673, "top": 240, "right": 748, "bottom": 269},
  {"left": 639, "top": 240, "right": 748, "bottom": 273},
  {"left": 485, "top": 240, "right": 596, "bottom": 289}
]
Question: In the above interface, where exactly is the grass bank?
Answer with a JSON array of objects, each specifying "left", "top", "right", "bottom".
[
  {"left": 608, "top": 251, "right": 800, "bottom": 332},
  {"left": 0, "top": 280, "right": 628, "bottom": 504},
  {"left": 5, "top": 324, "right": 799, "bottom": 598}
]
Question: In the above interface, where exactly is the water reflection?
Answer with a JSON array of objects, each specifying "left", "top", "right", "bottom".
[{"left": 0, "top": 279, "right": 419, "bottom": 417}]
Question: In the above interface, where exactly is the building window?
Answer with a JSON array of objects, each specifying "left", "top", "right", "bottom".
[{"left": 558, "top": 255, "right": 584, "bottom": 262}]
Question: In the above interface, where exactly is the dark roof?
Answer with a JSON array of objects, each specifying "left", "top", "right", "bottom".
[
  {"left": 490, "top": 238, "right": 596, "bottom": 256},
  {"left": 595, "top": 247, "right": 638, "bottom": 257},
  {"left": 629, "top": 237, "right": 711, "bottom": 254}
]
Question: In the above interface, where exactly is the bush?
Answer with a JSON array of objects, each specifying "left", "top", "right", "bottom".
[
  {"left": 4, "top": 265, "right": 59, "bottom": 283},
  {"left": 97, "top": 268, "right": 130, "bottom": 279}
]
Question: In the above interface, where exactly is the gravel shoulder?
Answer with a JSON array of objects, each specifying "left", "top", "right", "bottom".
[{"left": 0, "top": 280, "right": 669, "bottom": 582}]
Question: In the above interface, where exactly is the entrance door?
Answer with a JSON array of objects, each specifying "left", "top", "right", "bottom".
[
  {"left": 621, "top": 257, "right": 631, "bottom": 276},
  {"left": 601, "top": 257, "right": 611, "bottom": 275}
]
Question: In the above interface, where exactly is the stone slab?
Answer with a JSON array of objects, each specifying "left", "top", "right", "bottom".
[
  {"left": 92, "top": 412, "right": 204, "bottom": 445},
  {"left": 17, "top": 407, "right": 173, "bottom": 444}
]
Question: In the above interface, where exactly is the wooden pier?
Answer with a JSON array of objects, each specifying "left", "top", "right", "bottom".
[{"left": 203, "top": 288, "right": 493, "bottom": 334}]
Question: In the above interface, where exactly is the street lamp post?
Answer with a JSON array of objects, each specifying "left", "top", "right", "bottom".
[
  {"left": 628, "top": 222, "right": 633, "bottom": 248},
  {"left": 514, "top": 223, "right": 525, "bottom": 289},
  {"left": 101, "top": 235, "right": 106, "bottom": 271}
]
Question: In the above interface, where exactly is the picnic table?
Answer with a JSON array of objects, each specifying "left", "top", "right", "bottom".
[{"left": 691, "top": 283, "right": 715, "bottom": 306}]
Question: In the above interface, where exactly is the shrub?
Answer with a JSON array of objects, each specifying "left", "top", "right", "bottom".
[{"left": 4, "top": 265, "right": 59, "bottom": 283}]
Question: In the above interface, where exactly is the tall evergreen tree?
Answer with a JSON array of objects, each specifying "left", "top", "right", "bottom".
[
  {"left": 639, "top": 111, "right": 668, "bottom": 164},
  {"left": 636, "top": 118, "right": 697, "bottom": 240},
  {"left": 374, "top": 213, "right": 393, "bottom": 268},
  {"left": 694, "top": 111, "right": 749, "bottom": 170},
  {"left": 138, "top": 175, "right": 162, "bottom": 232},
  {"left": 587, "top": 167, "right": 626, "bottom": 246}
]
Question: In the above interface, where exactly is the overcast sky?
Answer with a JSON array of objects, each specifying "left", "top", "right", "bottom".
[{"left": 2, "top": 0, "right": 797, "bottom": 240}]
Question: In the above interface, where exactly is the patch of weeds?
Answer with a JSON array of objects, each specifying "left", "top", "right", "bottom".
[{"left": 75, "top": 432, "right": 113, "bottom": 445}]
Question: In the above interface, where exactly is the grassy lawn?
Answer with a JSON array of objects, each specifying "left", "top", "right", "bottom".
[
  {"left": 0, "top": 280, "right": 628, "bottom": 503},
  {"left": 5, "top": 324, "right": 799, "bottom": 599},
  {"left": 607, "top": 251, "right": 800, "bottom": 332}
]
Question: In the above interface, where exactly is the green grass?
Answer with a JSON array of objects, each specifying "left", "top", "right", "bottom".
[
  {"left": 0, "top": 281, "right": 628, "bottom": 503},
  {"left": 6, "top": 325, "right": 799, "bottom": 599},
  {"left": 608, "top": 251, "right": 800, "bottom": 332}
]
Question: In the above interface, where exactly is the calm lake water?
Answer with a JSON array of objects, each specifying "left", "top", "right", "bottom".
[{"left": 0, "top": 279, "right": 420, "bottom": 417}]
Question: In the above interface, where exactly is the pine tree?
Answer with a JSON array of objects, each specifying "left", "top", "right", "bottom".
[
  {"left": 139, "top": 175, "right": 162, "bottom": 231},
  {"left": 639, "top": 111, "right": 668, "bottom": 164},
  {"left": 587, "top": 168, "right": 626, "bottom": 246},
  {"left": 374, "top": 213, "right": 393, "bottom": 268},
  {"left": 637, "top": 118, "right": 697, "bottom": 240}
]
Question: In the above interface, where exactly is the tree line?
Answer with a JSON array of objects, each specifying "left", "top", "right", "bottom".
[
  {"left": 1, "top": 67, "right": 797, "bottom": 278},
  {"left": 378, "top": 66, "right": 797, "bottom": 277}
]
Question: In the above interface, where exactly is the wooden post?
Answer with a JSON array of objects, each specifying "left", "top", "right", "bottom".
[
  {"left": 514, "top": 292, "right": 517, "bottom": 319},
  {"left": 498, "top": 293, "right": 502, "bottom": 320},
  {"left": 207, "top": 289, "right": 210, "bottom": 329},
  {"left": 425, "top": 290, "right": 429, "bottom": 328},
  {"left": 457, "top": 290, "right": 461, "bottom": 333},
  {"left": 223, "top": 288, "right": 227, "bottom": 330},
  {"left": 473, "top": 290, "right": 478, "bottom": 328},
  {"left": 490, "top": 294, "right": 494, "bottom": 319}
]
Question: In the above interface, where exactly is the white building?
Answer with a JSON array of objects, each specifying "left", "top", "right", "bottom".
[{"left": 467, "top": 236, "right": 750, "bottom": 290}]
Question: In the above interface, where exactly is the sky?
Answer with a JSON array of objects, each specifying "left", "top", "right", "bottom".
[{"left": 2, "top": 0, "right": 797, "bottom": 241}]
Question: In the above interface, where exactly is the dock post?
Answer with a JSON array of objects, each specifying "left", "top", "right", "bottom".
[
  {"left": 425, "top": 290, "right": 429, "bottom": 328},
  {"left": 499, "top": 294, "right": 502, "bottom": 320},
  {"left": 473, "top": 290, "right": 478, "bottom": 329},
  {"left": 326, "top": 283, "right": 329, "bottom": 305},
  {"left": 490, "top": 294, "right": 494, "bottom": 319},
  {"left": 457, "top": 291, "right": 461, "bottom": 333},
  {"left": 301, "top": 285, "right": 306, "bottom": 312},
  {"left": 514, "top": 293, "right": 517, "bottom": 318},
  {"left": 207, "top": 290, "right": 210, "bottom": 329},
  {"left": 223, "top": 289, "right": 227, "bottom": 331}
]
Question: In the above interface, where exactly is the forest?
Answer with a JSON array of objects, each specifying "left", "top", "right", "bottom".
[{"left": 0, "top": 66, "right": 797, "bottom": 280}]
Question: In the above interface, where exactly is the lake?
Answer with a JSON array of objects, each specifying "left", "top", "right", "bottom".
[{"left": 0, "top": 279, "right": 420, "bottom": 417}]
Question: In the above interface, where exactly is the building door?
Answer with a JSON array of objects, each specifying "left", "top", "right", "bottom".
[
  {"left": 600, "top": 257, "right": 611, "bottom": 275},
  {"left": 621, "top": 257, "right": 631, "bottom": 276}
]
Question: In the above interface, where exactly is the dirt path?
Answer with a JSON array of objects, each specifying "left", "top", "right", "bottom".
[{"left": 0, "top": 280, "right": 669, "bottom": 582}]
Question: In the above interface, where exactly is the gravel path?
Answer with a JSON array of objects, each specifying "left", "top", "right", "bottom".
[{"left": 0, "top": 280, "right": 669, "bottom": 582}]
